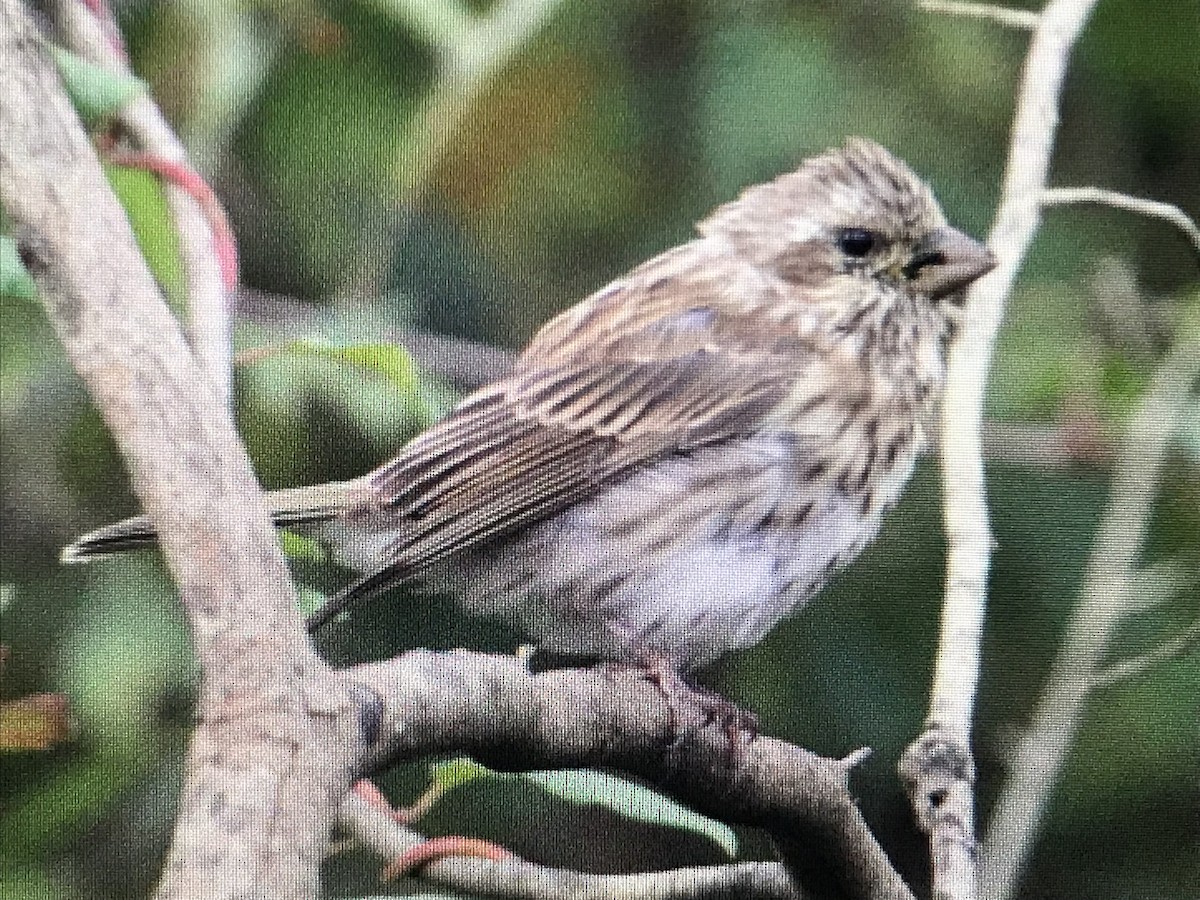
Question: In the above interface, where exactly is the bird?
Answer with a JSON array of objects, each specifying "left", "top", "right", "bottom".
[{"left": 62, "top": 138, "right": 996, "bottom": 674}]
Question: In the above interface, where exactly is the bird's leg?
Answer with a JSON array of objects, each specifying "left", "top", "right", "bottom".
[
  {"left": 522, "top": 627, "right": 759, "bottom": 748},
  {"left": 649, "top": 659, "right": 759, "bottom": 749},
  {"left": 599, "top": 651, "right": 758, "bottom": 751}
]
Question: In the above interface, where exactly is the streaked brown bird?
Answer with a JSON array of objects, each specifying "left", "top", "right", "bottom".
[{"left": 63, "top": 139, "right": 995, "bottom": 671}]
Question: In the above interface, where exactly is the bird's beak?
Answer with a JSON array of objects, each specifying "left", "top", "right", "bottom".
[{"left": 905, "top": 226, "right": 997, "bottom": 301}]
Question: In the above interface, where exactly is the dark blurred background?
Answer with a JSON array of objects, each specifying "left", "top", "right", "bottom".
[{"left": 1, "top": 0, "right": 1197, "bottom": 898}]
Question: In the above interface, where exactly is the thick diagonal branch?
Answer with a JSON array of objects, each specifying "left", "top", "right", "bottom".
[{"left": 0, "top": 7, "right": 355, "bottom": 898}]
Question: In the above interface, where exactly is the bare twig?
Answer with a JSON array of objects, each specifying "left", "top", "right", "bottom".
[
  {"left": 981, "top": 331, "right": 1200, "bottom": 899},
  {"left": 935, "top": 0, "right": 1100, "bottom": 758},
  {"left": 1042, "top": 187, "right": 1200, "bottom": 259},
  {"left": 1091, "top": 617, "right": 1200, "bottom": 688},
  {"left": 917, "top": 1, "right": 1039, "bottom": 29},
  {"left": 52, "top": 0, "right": 237, "bottom": 405},
  {"left": 908, "top": 2, "right": 1101, "bottom": 899}
]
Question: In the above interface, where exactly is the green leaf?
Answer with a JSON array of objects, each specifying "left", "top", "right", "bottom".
[
  {"left": 0, "top": 236, "right": 37, "bottom": 301},
  {"left": 49, "top": 46, "right": 145, "bottom": 122},
  {"left": 283, "top": 340, "right": 419, "bottom": 393},
  {"left": 280, "top": 530, "right": 327, "bottom": 563},
  {"left": 428, "top": 758, "right": 738, "bottom": 856},
  {"left": 431, "top": 756, "right": 493, "bottom": 791},
  {"left": 294, "top": 586, "right": 329, "bottom": 618},
  {"left": 105, "top": 165, "right": 187, "bottom": 303},
  {"left": 525, "top": 769, "right": 738, "bottom": 856},
  {"left": 273, "top": 337, "right": 445, "bottom": 433}
]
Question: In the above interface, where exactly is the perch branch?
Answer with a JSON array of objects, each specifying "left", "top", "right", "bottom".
[{"left": 347, "top": 649, "right": 918, "bottom": 900}]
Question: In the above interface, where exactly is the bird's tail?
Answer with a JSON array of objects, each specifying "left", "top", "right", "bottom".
[{"left": 59, "top": 481, "right": 360, "bottom": 563}]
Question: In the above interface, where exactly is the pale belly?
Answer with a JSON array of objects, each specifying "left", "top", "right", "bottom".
[{"left": 420, "top": 434, "right": 911, "bottom": 669}]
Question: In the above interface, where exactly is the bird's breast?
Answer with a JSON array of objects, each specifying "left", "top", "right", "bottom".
[{"left": 435, "top": 429, "right": 922, "bottom": 668}]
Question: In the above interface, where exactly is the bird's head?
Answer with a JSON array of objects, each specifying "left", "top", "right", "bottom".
[{"left": 699, "top": 138, "right": 996, "bottom": 306}]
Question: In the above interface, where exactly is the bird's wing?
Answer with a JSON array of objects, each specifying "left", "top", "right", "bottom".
[
  {"left": 309, "top": 245, "right": 809, "bottom": 625},
  {"left": 365, "top": 352, "right": 793, "bottom": 563}
]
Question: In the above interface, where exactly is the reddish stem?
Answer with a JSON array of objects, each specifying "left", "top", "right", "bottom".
[
  {"left": 106, "top": 148, "right": 240, "bottom": 290},
  {"left": 380, "top": 836, "right": 514, "bottom": 881},
  {"left": 79, "top": 0, "right": 128, "bottom": 60}
]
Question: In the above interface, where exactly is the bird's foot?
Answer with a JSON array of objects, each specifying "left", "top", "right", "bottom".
[{"left": 600, "top": 657, "right": 758, "bottom": 753}]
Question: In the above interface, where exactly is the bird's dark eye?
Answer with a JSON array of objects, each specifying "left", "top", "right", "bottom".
[{"left": 837, "top": 228, "right": 876, "bottom": 258}]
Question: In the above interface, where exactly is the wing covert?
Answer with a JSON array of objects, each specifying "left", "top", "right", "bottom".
[{"left": 347, "top": 247, "right": 810, "bottom": 587}]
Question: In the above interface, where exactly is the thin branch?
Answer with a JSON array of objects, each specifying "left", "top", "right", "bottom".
[
  {"left": 52, "top": 0, "right": 237, "bottom": 406},
  {"left": 1091, "top": 617, "right": 1200, "bottom": 688},
  {"left": 935, "top": 0, "right": 1099, "bottom": 757},
  {"left": 981, "top": 330, "right": 1200, "bottom": 899},
  {"left": 917, "top": 0, "right": 1039, "bottom": 29},
  {"left": 909, "top": 2, "right": 1101, "bottom": 899},
  {"left": 341, "top": 792, "right": 801, "bottom": 900},
  {"left": 1042, "top": 187, "right": 1200, "bottom": 259}
]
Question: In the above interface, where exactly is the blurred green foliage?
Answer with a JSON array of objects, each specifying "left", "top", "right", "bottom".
[{"left": 2, "top": 1, "right": 1197, "bottom": 898}]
